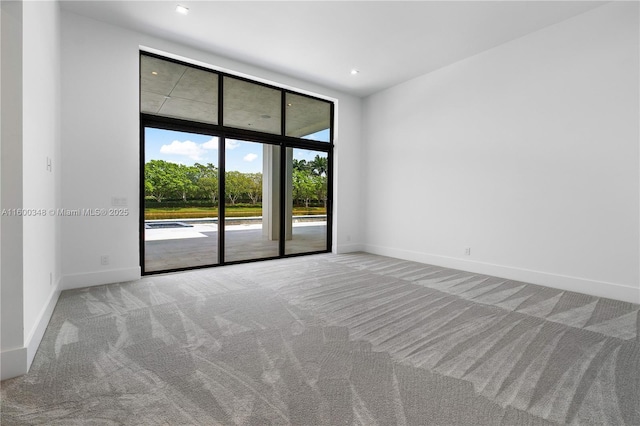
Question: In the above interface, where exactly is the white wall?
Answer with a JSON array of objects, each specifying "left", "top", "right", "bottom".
[
  {"left": 22, "top": 0, "right": 62, "bottom": 367},
  {"left": 362, "top": 2, "right": 640, "bottom": 304},
  {"left": 60, "top": 10, "right": 363, "bottom": 289},
  {"left": 1, "top": 0, "right": 62, "bottom": 381},
  {"left": 333, "top": 92, "right": 364, "bottom": 253},
  {"left": 1, "top": 0, "right": 26, "bottom": 380}
]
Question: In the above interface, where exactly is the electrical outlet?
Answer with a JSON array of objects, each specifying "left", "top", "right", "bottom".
[
  {"left": 464, "top": 247, "right": 471, "bottom": 256},
  {"left": 101, "top": 255, "right": 110, "bottom": 266},
  {"left": 111, "top": 197, "right": 127, "bottom": 206}
]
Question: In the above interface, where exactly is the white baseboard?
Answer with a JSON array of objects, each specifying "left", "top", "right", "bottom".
[
  {"left": 363, "top": 244, "right": 640, "bottom": 305},
  {"left": 1, "top": 346, "right": 27, "bottom": 381},
  {"left": 334, "top": 243, "right": 364, "bottom": 254},
  {"left": 25, "top": 277, "right": 62, "bottom": 370},
  {"left": 62, "top": 267, "right": 141, "bottom": 291}
]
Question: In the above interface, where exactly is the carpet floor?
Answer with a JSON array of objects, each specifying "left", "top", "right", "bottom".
[{"left": 1, "top": 252, "right": 639, "bottom": 425}]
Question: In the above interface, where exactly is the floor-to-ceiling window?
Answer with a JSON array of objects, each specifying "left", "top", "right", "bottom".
[
  {"left": 143, "top": 129, "right": 221, "bottom": 272},
  {"left": 140, "top": 52, "right": 333, "bottom": 274}
]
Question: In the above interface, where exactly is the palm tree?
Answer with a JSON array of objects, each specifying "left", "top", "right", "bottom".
[{"left": 310, "top": 155, "right": 328, "bottom": 176}]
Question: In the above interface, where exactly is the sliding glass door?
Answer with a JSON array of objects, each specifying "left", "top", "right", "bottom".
[
  {"left": 286, "top": 148, "right": 328, "bottom": 255},
  {"left": 143, "top": 128, "right": 220, "bottom": 272},
  {"left": 223, "top": 139, "right": 279, "bottom": 262}
]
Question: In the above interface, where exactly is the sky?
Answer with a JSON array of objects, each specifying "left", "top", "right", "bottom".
[{"left": 145, "top": 127, "right": 326, "bottom": 173}]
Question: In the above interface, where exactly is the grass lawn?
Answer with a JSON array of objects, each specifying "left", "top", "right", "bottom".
[{"left": 145, "top": 205, "right": 326, "bottom": 220}]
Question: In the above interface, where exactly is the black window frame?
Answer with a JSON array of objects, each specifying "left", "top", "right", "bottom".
[{"left": 140, "top": 51, "right": 334, "bottom": 275}]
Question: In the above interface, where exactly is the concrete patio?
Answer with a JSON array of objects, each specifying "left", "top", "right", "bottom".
[{"left": 144, "top": 221, "right": 327, "bottom": 272}]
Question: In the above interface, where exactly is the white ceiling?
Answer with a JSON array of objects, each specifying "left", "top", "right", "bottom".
[{"left": 60, "top": 1, "right": 606, "bottom": 97}]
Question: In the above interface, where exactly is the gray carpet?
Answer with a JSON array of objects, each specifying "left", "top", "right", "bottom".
[{"left": 1, "top": 252, "right": 639, "bottom": 425}]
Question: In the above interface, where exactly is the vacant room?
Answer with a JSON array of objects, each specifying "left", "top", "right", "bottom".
[{"left": 1, "top": 1, "right": 639, "bottom": 424}]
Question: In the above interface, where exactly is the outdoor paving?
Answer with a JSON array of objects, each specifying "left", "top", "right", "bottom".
[{"left": 144, "top": 222, "right": 327, "bottom": 272}]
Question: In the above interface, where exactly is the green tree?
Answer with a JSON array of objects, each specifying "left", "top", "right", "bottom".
[
  {"left": 309, "top": 155, "right": 328, "bottom": 177},
  {"left": 225, "top": 171, "right": 246, "bottom": 205},
  {"left": 198, "top": 177, "right": 218, "bottom": 204},
  {"left": 293, "top": 158, "right": 310, "bottom": 173},
  {"left": 145, "top": 160, "right": 184, "bottom": 202},
  {"left": 245, "top": 173, "right": 262, "bottom": 204},
  {"left": 292, "top": 154, "right": 327, "bottom": 208},
  {"left": 194, "top": 162, "right": 218, "bottom": 179},
  {"left": 177, "top": 164, "right": 199, "bottom": 202},
  {"left": 313, "top": 174, "right": 328, "bottom": 209},
  {"left": 292, "top": 169, "right": 316, "bottom": 208},
  {"left": 194, "top": 163, "right": 219, "bottom": 204}
]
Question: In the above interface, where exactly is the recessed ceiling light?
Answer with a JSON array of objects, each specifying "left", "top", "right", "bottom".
[
  {"left": 350, "top": 69, "right": 360, "bottom": 75},
  {"left": 151, "top": 71, "right": 158, "bottom": 75},
  {"left": 287, "top": 103, "right": 293, "bottom": 107},
  {"left": 175, "top": 5, "right": 189, "bottom": 15}
]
